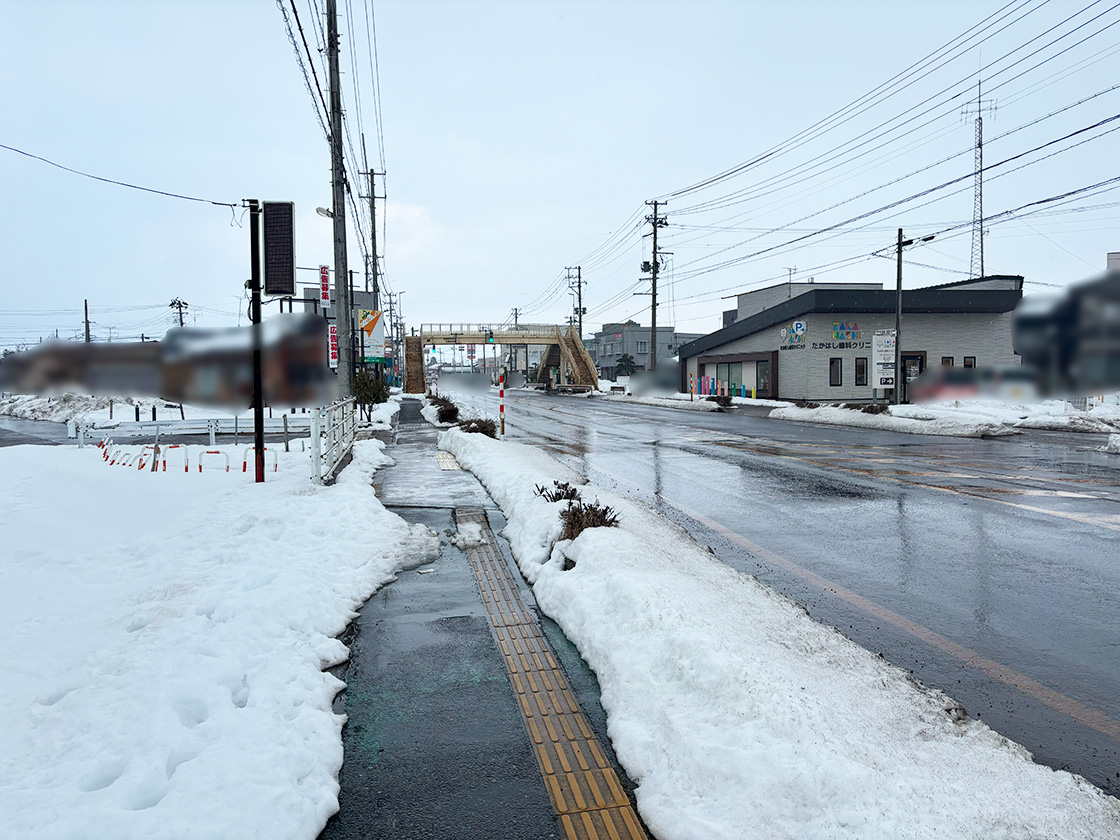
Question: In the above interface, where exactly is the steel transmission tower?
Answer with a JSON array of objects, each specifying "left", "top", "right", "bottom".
[{"left": 963, "top": 80, "right": 996, "bottom": 280}]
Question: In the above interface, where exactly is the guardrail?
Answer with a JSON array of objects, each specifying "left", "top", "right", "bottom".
[
  {"left": 73, "top": 415, "right": 312, "bottom": 441},
  {"left": 310, "top": 398, "right": 356, "bottom": 485}
]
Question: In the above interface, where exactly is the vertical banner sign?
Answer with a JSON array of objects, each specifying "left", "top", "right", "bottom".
[
  {"left": 319, "top": 264, "right": 330, "bottom": 305},
  {"left": 262, "top": 201, "right": 295, "bottom": 296},
  {"left": 328, "top": 324, "right": 339, "bottom": 369},
  {"left": 873, "top": 329, "right": 896, "bottom": 387},
  {"left": 358, "top": 309, "right": 386, "bottom": 363}
]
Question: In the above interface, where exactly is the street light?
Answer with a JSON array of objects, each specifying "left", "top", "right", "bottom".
[{"left": 315, "top": 206, "right": 333, "bottom": 219}]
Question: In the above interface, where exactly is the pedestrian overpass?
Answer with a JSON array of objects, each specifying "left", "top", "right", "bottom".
[{"left": 417, "top": 323, "right": 599, "bottom": 390}]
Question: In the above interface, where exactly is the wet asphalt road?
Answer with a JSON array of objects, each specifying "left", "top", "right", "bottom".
[{"left": 449, "top": 389, "right": 1120, "bottom": 797}]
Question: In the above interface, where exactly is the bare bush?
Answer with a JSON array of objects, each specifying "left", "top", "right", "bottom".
[
  {"left": 706, "top": 395, "right": 732, "bottom": 408},
  {"left": 457, "top": 417, "right": 498, "bottom": 438},
  {"left": 535, "top": 481, "right": 581, "bottom": 503},
  {"left": 860, "top": 403, "right": 890, "bottom": 414},
  {"left": 429, "top": 395, "right": 460, "bottom": 424},
  {"left": 560, "top": 500, "right": 620, "bottom": 541}
]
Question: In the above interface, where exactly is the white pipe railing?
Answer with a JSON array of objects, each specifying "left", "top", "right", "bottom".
[{"left": 311, "top": 398, "right": 356, "bottom": 485}]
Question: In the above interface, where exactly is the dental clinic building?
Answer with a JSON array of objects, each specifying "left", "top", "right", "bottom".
[{"left": 677, "top": 276, "right": 1024, "bottom": 402}]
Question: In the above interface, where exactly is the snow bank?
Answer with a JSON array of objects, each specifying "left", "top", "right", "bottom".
[
  {"left": 1105, "top": 434, "right": 1120, "bottom": 454},
  {"left": 439, "top": 428, "right": 1120, "bottom": 839},
  {"left": 769, "top": 404, "right": 1016, "bottom": 437},
  {"left": 359, "top": 395, "right": 401, "bottom": 429},
  {"left": 0, "top": 440, "right": 438, "bottom": 839},
  {"left": 601, "top": 394, "right": 723, "bottom": 412}
]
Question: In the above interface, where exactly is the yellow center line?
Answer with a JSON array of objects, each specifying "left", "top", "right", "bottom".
[{"left": 454, "top": 508, "right": 648, "bottom": 840}]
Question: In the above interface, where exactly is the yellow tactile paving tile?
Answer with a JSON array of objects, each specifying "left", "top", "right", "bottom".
[{"left": 454, "top": 508, "right": 648, "bottom": 840}]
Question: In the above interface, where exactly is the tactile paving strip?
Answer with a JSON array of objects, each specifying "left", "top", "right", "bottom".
[
  {"left": 455, "top": 508, "right": 648, "bottom": 840},
  {"left": 435, "top": 451, "right": 462, "bottom": 470}
]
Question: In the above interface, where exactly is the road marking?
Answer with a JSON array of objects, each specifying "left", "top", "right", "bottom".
[
  {"left": 455, "top": 508, "right": 648, "bottom": 840},
  {"left": 646, "top": 493, "right": 1120, "bottom": 745}
]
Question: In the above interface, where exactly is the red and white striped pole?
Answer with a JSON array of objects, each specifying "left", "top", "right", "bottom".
[{"left": 499, "top": 367, "right": 506, "bottom": 438}]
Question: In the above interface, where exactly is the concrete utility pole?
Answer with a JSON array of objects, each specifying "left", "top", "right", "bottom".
[
  {"left": 169, "top": 297, "right": 188, "bottom": 328},
  {"left": 893, "top": 228, "right": 935, "bottom": 404},
  {"left": 326, "top": 0, "right": 353, "bottom": 397},
  {"left": 895, "top": 228, "right": 903, "bottom": 406},
  {"left": 365, "top": 168, "right": 384, "bottom": 308},
  {"left": 645, "top": 200, "right": 668, "bottom": 371},
  {"left": 247, "top": 200, "right": 265, "bottom": 483},
  {"left": 83, "top": 299, "right": 91, "bottom": 343},
  {"left": 567, "top": 266, "right": 584, "bottom": 338}
]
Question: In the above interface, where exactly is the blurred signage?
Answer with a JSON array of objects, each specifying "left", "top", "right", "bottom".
[
  {"left": 873, "top": 329, "right": 896, "bottom": 387},
  {"left": 262, "top": 202, "right": 295, "bottom": 296},
  {"left": 319, "top": 264, "right": 330, "bottom": 305}
]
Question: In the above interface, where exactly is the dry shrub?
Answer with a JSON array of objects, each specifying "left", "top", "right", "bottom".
[
  {"left": 861, "top": 403, "right": 889, "bottom": 415},
  {"left": 560, "top": 500, "right": 620, "bottom": 541},
  {"left": 535, "top": 481, "right": 581, "bottom": 503},
  {"left": 429, "top": 395, "right": 460, "bottom": 423},
  {"left": 706, "top": 395, "right": 732, "bottom": 408},
  {"left": 457, "top": 417, "right": 497, "bottom": 438},
  {"left": 794, "top": 400, "right": 821, "bottom": 409}
]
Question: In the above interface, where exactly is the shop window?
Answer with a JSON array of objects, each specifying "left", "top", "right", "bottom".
[
  {"left": 941, "top": 356, "right": 954, "bottom": 366},
  {"left": 855, "top": 357, "right": 868, "bottom": 386},
  {"left": 964, "top": 356, "right": 976, "bottom": 368},
  {"left": 829, "top": 357, "right": 842, "bottom": 386}
]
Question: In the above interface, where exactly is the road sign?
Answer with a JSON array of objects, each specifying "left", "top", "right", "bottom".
[
  {"left": 873, "top": 329, "right": 896, "bottom": 387},
  {"left": 262, "top": 202, "right": 295, "bottom": 296}
]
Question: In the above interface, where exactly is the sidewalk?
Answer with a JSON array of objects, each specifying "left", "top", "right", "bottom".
[{"left": 320, "top": 401, "right": 648, "bottom": 840}]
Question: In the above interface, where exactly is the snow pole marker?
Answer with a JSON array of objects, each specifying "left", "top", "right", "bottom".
[{"left": 499, "top": 367, "right": 505, "bottom": 438}]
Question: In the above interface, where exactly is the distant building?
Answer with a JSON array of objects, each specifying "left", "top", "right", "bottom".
[
  {"left": 678, "top": 277, "right": 1024, "bottom": 402},
  {"left": 592, "top": 321, "right": 704, "bottom": 380}
]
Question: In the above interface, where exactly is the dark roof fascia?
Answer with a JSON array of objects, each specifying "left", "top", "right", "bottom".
[{"left": 677, "top": 288, "right": 1022, "bottom": 359}]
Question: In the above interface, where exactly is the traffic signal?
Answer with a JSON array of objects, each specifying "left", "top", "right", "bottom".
[{"left": 487, "top": 330, "right": 494, "bottom": 343}]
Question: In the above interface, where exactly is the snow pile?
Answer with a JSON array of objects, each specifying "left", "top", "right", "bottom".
[
  {"left": 439, "top": 428, "right": 1120, "bottom": 839},
  {"left": 769, "top": 404, "right": 1016, "bottom": 437},
  {"left": 1105, "top": 434, "right": 1120, "bottom": 454},
  {"left": 451, "top": 521, "right": 489, "bottom": 549},
  {"left": 359, "top": 395, "right": 402, "bottom": 429},
  {"left": 1015, "top": 413, "right": 1119, "bottom": 434},
  {"left": 0, "top": 393, "right": 224, "bottom": 424},
  {"left": 601, "top": 394, "right": 722, "bottom": 412},
  {"left": 0, "top": 440, "right": 437, "bottom": 839}
]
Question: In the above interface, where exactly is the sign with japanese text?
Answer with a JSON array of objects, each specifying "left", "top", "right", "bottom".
[
  {"left": 328, "top": 324, "right": 339, "bottom": 369},
  {"left": 873, "top": 329, "right": 896, "bottom": 387},
  {"left": 319, "top": 264, "right": 330, "bottom": 305}
]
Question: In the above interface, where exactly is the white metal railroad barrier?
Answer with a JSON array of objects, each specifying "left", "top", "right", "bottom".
[{"left": 310, "top": 398, "right": 357, "bottom": 485}]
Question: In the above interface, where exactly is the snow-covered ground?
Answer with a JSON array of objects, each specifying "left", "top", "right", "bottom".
[
  {"left": 601, "top": 393, "right": 723, "bottom": 412},
  {"left": 0, "top": 439, "right": 437, "bottom": 839},
  {"left": 439, "top": 427, "right": 1120, "bottom": 840}
]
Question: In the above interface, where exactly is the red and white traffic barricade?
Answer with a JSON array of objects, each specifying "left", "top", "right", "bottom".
[
  {"left": 198, "top": 450, "right": 230, "bottom": 472},
  {"left": 136, "top": 445, "right": 158, "bottom": 471},
  {"left": 242, "top": 446, "right": 278, "bottom": 473},
  {"left": 162, "top": 444, "right": 189, "bottom": 473}
]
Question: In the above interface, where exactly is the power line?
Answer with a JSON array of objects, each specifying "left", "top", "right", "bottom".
[{"left": 0, "top": 143, "right": 236, "bottom": 207}]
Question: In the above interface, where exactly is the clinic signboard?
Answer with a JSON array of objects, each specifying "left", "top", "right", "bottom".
[{"left": 873, "top": 329, "right": 896, "bottom": 388}]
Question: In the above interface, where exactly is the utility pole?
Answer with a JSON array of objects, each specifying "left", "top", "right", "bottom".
[
  {"left": 169, "top": 297, "right": 188, "bottom": 327},
  {"left": 645, "top": 201, "right": 668, "bottom": 371},
  {"left": 84, "top": 299, "right": 91, "bottom": 343},
  {"left": 893, "top": 228, "right": 936, "bottom": 405},
  {"left": 326, "top": 0, "right": 353, "bottom": 397},
  {"left": 567, "top": 266, "right": 584, "bottom": 337},
  {"left": 364, "top": 169, "right": 384, "bottom": 307},
  {"left": 895, "top": 228, "right": 903, "bottom": 406}
]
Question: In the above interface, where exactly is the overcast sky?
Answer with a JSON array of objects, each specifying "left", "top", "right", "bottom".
[{"left": 2, "top": 0, "right": 1118, "bottom": 349}]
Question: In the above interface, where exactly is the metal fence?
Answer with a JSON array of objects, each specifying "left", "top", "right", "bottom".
[{"left": 310, "top": 398, "right": 356, "bottom": 485}]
